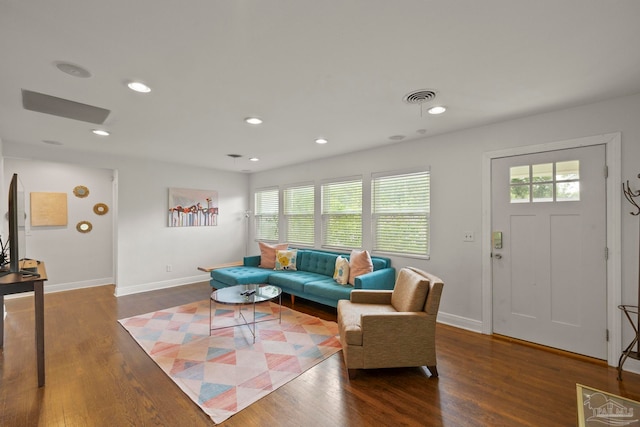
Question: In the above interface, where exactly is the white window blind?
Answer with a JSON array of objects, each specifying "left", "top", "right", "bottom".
[
  {"left": 372, "top": 169, "right": 430, "bottom": 256},
  {"left": 254, "top": 187, "right": 279, "bottom": 241},
  {"left": 321, "top": 178, "right": 362, "bottom": 248},
  {"left": 283, "top": 184, "right": 314, "bottom": 245}
]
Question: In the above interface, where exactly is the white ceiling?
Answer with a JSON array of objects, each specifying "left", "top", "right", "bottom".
[{"left": 1, "top": 0, "right": 639, "bottom": 173}]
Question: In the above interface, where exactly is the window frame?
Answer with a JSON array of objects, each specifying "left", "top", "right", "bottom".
[
  {"left": 283, "top": 182, "right": 315, "bottom": 246},
  {"left": 371, "top": 167, "right": 431, "bottom": 258},
  {"left": 254, "top": 186, "right": 279, "bottom": 242},
  {"left": 321, "top": 176, "right": 363, "bottom": 250}
]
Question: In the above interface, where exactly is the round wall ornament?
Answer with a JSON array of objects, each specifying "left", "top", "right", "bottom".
[
  {"left": 76, "top": 221, "right": 92, "bottom": 233},
  {"left": 73, "top": 185, "right": 89, "bottom": 198},
  {"left": 93, "top": 203, "right": 109, "bottom": 215}
]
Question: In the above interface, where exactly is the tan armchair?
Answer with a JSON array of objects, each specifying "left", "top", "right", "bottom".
[{"left": 337, "top": 267, "right": 444, "bottom": 379}]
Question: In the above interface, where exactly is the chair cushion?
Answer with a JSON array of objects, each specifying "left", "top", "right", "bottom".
[
  {"left": 391, "top": 268, "right": 430, "bottom": 312},
  {"left": 337, "top": 300, "right": 397, "bottom": 346}
]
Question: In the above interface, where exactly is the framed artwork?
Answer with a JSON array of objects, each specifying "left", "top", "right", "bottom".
[
  {"left": 30, "top": 192, "right": 68, "bottom": 226},
  {"left": 168, "top": 188, "right": 218, "bottom": 227}
]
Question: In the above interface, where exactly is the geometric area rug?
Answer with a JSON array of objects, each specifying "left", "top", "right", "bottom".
[{"left": 118, "top": 300, "right": 341, "bottom": 424}]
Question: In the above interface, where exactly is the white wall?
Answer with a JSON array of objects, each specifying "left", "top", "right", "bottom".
[
  {"left": 0, "top": 146, "right": 250, "bottom": 296},
  {"left": 3, "top": 158, "right": 114, "bottom": 291},
  {"left": 248, "top": 92, "right": 640, "bottom": 341},
  {"left": 3, "top": 92, "right": 640, "bottom": 368}
]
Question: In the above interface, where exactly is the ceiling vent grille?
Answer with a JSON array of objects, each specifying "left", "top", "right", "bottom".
[
  {"left": 403, "top": 89, "right": 437, "bottom": 104},
  {"left": 22, "top": 89, "right": 110, "bottom": 124}
]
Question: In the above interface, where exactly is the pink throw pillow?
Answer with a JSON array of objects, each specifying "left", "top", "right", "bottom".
[
  {"left": 258, "top": 242, "right": 288, "bottom": 269},
  {"left": 348, "top": 249, "right": 373, "bottom": 285}
]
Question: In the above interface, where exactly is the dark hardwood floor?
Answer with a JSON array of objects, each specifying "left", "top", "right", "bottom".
[{"left": 2, "top": 282, "right": 640, "bottom": 426}]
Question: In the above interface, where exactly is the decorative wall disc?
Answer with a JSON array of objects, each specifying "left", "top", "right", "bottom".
[
  {"left": 93, "top": 203, "right": 109, "bottom": 215},
  {"left": 76, "top": 221, "right": 92, "bottom": 233},
  {"left": 73, "top": 185, "right": 89, "bottom": 198}
]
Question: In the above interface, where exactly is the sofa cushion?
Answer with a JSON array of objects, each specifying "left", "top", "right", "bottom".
[
  {"left": 297, "top": 250, "right": 339, "bottom": 276},
  {"left": 348, "top": 250, "right": 373, "bottom": 285},
  {"left": 268, "top": 271, "right": 328, "bottom": 294},
  {"left": 211, "top": 266, "right": 272, "bottom": 287},
  {"left": 305, "top": 278, "right": 353, "bottom": 302},
  {"left": 333, "top": 256, "right": 350, "bottom": 285},
  {"left": 259, "top": 242, "right": 288, "bottom": 269},
  {"left": 275, "top": 249, "right": 298, "bottom": 271},
  {"left": 391, "top": 268, "right": 430, "bottom": 312}
]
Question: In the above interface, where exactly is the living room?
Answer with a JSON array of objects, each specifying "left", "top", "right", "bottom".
[{"left": 2, "top": 1, "right": 640, "bottom": 425}]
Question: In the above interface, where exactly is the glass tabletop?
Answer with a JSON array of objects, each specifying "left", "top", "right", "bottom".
[{"left": 211, "top": 284, "right": 282, "bottom": 305}]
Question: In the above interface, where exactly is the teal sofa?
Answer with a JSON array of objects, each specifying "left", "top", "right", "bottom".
[{"left": 209, "top": 249, "right": 396, "bottom": 308}]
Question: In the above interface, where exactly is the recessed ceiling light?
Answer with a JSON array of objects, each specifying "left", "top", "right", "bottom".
[
  {"left": 388, "top": 135, "right": 405, "bottom": 141},
  {"left": 42, "top": 139, "right": 63, "bottom": 146},
  {"left": 249, "top": 157, "right": 259, "bottom": 162},
  {"left": 92, "top": 129, "right": 110, "bottom": 136},
  {"left": 227, "top": 153, "right": 242, "bottom": 158},
  {"left": 315, "top": 138, "right": 328, "bottom": 144},
  {"left": 427, "top": 106, "right": 447, "bottom": 115},
  {"left": 127, "top": 81, "right": 151, "bottom": 93},
  {"left": 245, "top": 117, "right": 263, "bottom": 125}
]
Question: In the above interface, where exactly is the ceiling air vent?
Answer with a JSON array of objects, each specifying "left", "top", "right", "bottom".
[
  {"left": 22, "top": 89, "right": 110, "bottom": 124},
  {"left": 403, "top": 89, "right": 437, "bottom": 104}
]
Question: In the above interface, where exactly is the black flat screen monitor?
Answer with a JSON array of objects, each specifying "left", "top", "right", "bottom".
[{"left": 1, "top": 173, "right": 38, "bottom": 277}]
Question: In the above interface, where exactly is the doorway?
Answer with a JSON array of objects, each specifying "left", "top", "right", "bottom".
[{"left": 481, "top": 133, "right": 621, "bottom": 364}]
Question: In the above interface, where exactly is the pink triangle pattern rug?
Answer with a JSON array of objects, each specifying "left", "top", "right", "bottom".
[{"left": 118, "top": 299, "right": 341, "bottom": 424}]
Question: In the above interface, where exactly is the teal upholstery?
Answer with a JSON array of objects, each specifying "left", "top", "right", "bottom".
[{"left": 209, "top": 249, "right": 395, "bottom": 308}]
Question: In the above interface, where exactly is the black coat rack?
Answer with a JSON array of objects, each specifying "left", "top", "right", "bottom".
[{"left": 618, "top": 174, "right": 640, "bottom": 380}]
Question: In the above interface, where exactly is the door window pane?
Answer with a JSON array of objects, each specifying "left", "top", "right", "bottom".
[
  {"left": 532, "top": 184, "right": 553, "bottom": 202},
  {"left": 556, "top": 161, "right": 579, "bottom": 181},
  {"left": 532, "top": 163, "right": 553, "bottom": 183},
  {"left": 556, "top": 182, "right": 580, "bottom": 201},
  {"left": 510, "top": 165, "right": 530, "bottom": 184},
  {"left": 510, "top": 185, "right": 530, "bottom": 203}
]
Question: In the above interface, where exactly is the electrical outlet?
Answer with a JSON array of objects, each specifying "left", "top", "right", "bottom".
[
  {"left": 463, "top": 232, "right": 475, "bottom": 242},
  {"left": 166, "top": 264, "right": 172, "bottom": 272}
]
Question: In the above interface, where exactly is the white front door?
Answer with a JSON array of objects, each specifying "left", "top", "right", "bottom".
[{"left": 491, "top": 144, "right": 607, "bottom": 359}]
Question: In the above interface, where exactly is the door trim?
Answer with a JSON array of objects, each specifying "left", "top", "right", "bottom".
[{"left": 481, "top": 133, "right": 621, "bottom": 366}]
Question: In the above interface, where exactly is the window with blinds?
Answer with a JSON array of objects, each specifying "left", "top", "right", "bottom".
[
  {"left": 372, "top": 169, "right": 430, "bottom": 256},
  {"left": 321, "top": 178, "right": 362, "bottom": 248},
  {"left": 283, "top": 184, "right": 314, "bottom": 245},
  {"left": 254, "top": 187, "right": 279, "bottom": 241}
]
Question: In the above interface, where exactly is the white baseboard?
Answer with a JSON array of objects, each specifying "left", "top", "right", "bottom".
[
  {"left": 4, "top": 277, "right": 115, "bottom": 299},
  {"left": 437, "top": 311, "right": 483, "bottom": 334},
  {"left": 114, "top": 274, "right": 210, "bottom": 297}
]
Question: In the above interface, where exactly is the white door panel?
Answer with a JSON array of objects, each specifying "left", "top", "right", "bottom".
[{"left": 492, "top": 144, "right": 607, "bottom": 359}]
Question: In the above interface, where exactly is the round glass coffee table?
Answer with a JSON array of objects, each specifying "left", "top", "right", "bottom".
[{"left": 210, "top": 284, "right": 282, "bottom": 342}]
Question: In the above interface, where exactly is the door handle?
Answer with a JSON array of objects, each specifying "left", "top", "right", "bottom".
[{"left": 494, "top": 254, "right": 502, "bottom": 259}]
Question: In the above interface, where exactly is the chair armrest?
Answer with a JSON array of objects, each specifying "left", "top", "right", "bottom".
[
  {"left": 354, "top": 267, "right": 396, "bottom": 290},
  {"left": 350, "top": 290, "right": 393, "bottom": 304}
]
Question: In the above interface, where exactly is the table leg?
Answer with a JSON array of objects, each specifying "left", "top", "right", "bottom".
[
  {"left": 0, "top": 294, "right": 4, "bottom": 348},
  {"left": 34, "top": 280, "right": 45, "bottom": 387}
]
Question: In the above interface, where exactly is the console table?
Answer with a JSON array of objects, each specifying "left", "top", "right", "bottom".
[{"left": 0, "top": 262, "right": 47, "bottom": 387}]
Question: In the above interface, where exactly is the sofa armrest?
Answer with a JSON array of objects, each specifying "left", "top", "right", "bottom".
[
  {"left": 350, "top": 290, "right": 393, "bottom": 305},
  {"left": 354, "top": 267, "right": 396, "bottom": 290},
  {"left": 244, "top": 255, "right": 261, "bottom": 267}
]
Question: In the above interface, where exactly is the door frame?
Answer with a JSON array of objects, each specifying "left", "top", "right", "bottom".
[{"left": 481, "top": 133, "right": 621, "bottom": 366}]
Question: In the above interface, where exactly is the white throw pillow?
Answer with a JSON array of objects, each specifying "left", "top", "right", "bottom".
[{"left": 333, "top": 256, "right": 350, "bottom": 285}]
